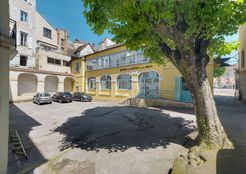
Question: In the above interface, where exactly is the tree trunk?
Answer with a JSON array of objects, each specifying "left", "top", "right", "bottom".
[
  {"left": 158, "top": 38, "right": 232, "bottom": 148},
  {"left": 182, "top": 59, "right": 232, "bottom": 148}
]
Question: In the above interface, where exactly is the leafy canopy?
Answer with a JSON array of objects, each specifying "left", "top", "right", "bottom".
[
  {"left": 84, "top": 0, "right": 246, "bottom": 64},
  {"left": 214, "top": 67, "right": 226, "bottom": 78}
]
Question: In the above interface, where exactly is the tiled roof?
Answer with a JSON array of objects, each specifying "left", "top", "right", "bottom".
[
  {"left": 10, "top": 67, "right": 74, "bottom": 77},
  {"left": 74, "top": 44, "right": 88, "bottom": 53}
]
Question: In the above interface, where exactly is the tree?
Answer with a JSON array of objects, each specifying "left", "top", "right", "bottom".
[
  {"left": 214, "top": 67, "right": 226, "bottom": 88},
  {"left": 83, "top": 0, "right": 246, "bottom": 148},
  {"left": 214, "top": 67, "right": 226, "bottom": 78}
]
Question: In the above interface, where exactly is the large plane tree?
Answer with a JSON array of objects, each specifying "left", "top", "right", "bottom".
[{"left": 83, "top": 0, "right": 246, "bottom": 148}]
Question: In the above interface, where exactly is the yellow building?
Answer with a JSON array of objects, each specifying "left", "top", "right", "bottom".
[{"left": 71, "top": 45, "right": 214, "bottom": 102}]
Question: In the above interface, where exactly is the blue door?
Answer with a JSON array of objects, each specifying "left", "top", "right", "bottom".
[
  {"left": 181, "top": 90, "right": 192, "bottom": 102},
  {"left": 174, "top": 76, "right": 192, "bottom": 102}
]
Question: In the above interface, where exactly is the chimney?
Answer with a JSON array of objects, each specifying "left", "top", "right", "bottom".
[{"left": 99, "top": 40, "right": 106, "bottom": 51}]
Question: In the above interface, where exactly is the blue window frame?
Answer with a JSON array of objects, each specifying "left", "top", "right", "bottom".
[{"left": 117, "top": 74, "right": 132, "bottom": 90}]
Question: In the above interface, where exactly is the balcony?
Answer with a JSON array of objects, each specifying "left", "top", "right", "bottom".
[
  {"left": 9, "top": 19, "right": 18, "bottom": 59},
  {"left": 0, "top": 19, "right": 17, "bottom": 59},
  {"left": 9, "top": 19, "right": 17, "bottom": 49},
  {"left": 86, "top": 50, "right": 150, "bottom": 71}
]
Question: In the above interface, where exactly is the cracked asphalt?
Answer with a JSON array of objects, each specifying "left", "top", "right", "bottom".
[
  {"left": 9, "top": 100, "right": 196, "bottom": 174},
  {"left": 8, "top": 89, "right": 246, "bottom": 174}
]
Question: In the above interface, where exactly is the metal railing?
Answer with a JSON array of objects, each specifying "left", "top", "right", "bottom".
[
  {"left": 86, "top": 57, "right": 150, "bottom": 71},
  {"left": 136, "top": 89, "right": 178, "bottom": 100},
  {"left": 9, "top": 19, "right": 17, "bottom": 49}
]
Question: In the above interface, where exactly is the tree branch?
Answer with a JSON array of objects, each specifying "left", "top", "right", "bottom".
[
  {"left": 154, "top": 19, "right": 175, "bottom": 40},
  {"left": 157, "top": 39, "right": 181, "bottom": 66}
]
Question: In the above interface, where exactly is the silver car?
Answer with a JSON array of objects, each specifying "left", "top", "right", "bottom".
[{"left": 33, "top": 93, "right": 52, "bottom": 105}]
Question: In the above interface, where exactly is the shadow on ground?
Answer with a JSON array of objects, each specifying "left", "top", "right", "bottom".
[
  {"left": 214, "top": 90, "right": 246, "bottom": 174},
  {"left": 54, "top": 106, "right": 196, "bottom": 152},
  {"left": 8, "top": 104, "right": 47, "bottom": 174},
  {"left": 217, "top": 146, "right": 246, "bottom": 174}
]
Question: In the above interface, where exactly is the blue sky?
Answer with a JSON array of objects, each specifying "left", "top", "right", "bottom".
[
  {"left": 37, "top": 0, "right": 112, "bottom": 46},
  {"left": 37, "top": 0, "right": 239, "bottom": 63}
]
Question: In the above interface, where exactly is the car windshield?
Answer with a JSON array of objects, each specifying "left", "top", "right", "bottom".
[
  {"left": 40, "top": 93, "right": 50, "bottom": 97},
  {"left": 64, "top": 92, "right": 72, "bottom": 96},
  {"left": 76, "top": 93, "right": 85, "bottom": 95}
]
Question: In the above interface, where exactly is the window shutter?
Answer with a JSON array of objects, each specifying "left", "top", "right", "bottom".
[{"left": 174, "top": 76, "right": 181, "bottom": 101}]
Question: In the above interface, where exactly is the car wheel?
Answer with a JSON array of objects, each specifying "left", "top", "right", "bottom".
[
  {"left": 59, "top": 99, "right": 62, "bottom": 103},
  {"left": 37, "top": 100, "right": 40, "bottom": 105},
  {"left": 80, "top": 98, "right": 83, "bottom": 102}
]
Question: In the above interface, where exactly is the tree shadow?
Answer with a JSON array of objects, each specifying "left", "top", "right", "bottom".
[
  {"left": 54, "top": 106, "right": 196, "bottom": 152},
  {"left": 8, "top": 104, "right": 47, "bottom": 174}
]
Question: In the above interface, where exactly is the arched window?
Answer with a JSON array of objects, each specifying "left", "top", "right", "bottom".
[
  {"left": 88, "top": 77, "right": 96, "bottom": 89},
  {"left": 101, "top": 75, "right": 111, "bottom": 89},
  {"left": 117, "top": 74, "right": 132, "bottom": 90},
  {"left": 139, "top": 71, "right": 159, "bottom": 79},
  {"left": 138, "top": 71, "right": 159, "bottom": 98}
]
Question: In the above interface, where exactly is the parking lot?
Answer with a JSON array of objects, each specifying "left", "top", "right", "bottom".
[{"left": 8, "top": 100, "right": 196, "bottom": 174}]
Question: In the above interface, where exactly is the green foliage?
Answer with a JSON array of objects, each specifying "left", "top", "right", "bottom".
[
  {"left": 83, "top": 0, "right": 246, "bottom": 64},
  {"left": 214, "top": 67, "right": 226, "bottom": 78},
  {"left": 209, "top": 40, "right": 239, "bottom": 58},
  {"left": 198, "top": 117, "right": 210, "bottom": 145}
]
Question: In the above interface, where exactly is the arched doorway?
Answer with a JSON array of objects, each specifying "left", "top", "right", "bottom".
[
  {"left": 64, "top": 77, "right": 74, "bottom": 92},
  {"left": 138, "top": 71, "right": 160, "bottom": 98},
  {"left": 44, "top": 76, "right": 58, "bottom": 93},
  {"left": 18, "top": 73, "right": 37, "bottom": 96}
]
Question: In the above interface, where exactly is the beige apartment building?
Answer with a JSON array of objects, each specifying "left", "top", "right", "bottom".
[
  {"left": 239, "top": 25, "right": 246, "bottom": 100},
  {"left": 214, "top": 64, "right": 237, "bottom": 89},
  {"left": 9, "top": 0, "right": 75, "bottom": 102}
]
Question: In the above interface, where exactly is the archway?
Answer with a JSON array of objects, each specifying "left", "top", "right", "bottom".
[
  {"left": 18, "top": 73, "right": 37, "bottom": 96},
  {"left": 64, "top": 77, "right": 74, "bottom": 92},
  {"left": 138, "top": 71, "right": 160, "bottom": 98},
  {"left": 44, "top": 76, "right": 58, "bottom": 93}
]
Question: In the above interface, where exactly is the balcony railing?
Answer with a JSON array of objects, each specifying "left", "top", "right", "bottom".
[
  {"left": 86, "top": 57, "right": 150, "bottom": 71},
  {"left": 9, "top": 19, "right": 17, "bottom": 49}
]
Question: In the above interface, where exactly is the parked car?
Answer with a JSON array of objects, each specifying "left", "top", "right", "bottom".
[
  {"left": 73, "top": 92, "right": 92, "bottom": 102},
  {"left": 52, "top": 92, "right": 73, "bottom": 103},
  {"left": 33, "top": 93, "right": 52, "bottom": 105}
]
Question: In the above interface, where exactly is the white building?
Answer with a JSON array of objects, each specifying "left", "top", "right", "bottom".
[
  {"left": 9, "top": 0, "right": 75, "bottom": 102},
  {"left": 9, "top": 0, "right": 36, "bottom": 68}
]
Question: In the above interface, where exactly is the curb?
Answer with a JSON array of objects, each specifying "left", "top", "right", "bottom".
[{"left": 17, "top": 148, "right": 72, "bottom": 174}]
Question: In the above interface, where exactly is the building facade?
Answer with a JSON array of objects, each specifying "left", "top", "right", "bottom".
[
  {"left": 9, "top": 0, "right": 36, "bottom": 68},
  {"left": 9, "top": 0, "right": 75, "bottom": 102},
  {"left": 214, "top": 65, "right": 237, "bottom": 89},
  {"left": 71, "top": 44, "right": 214, "bottom": 102},
  {"left": 0, "top": 0, "right": 17, "bottom": 172},
  {"left": 239, "top": 25, "right": 246, "bottom": 100}
]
